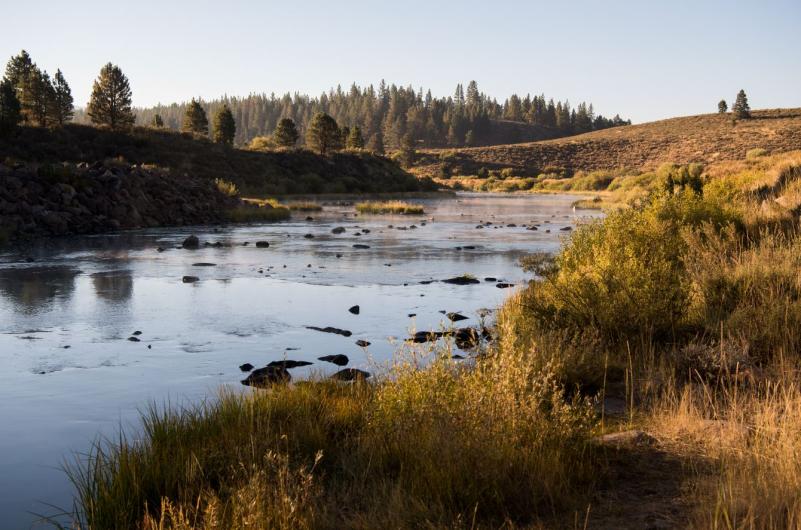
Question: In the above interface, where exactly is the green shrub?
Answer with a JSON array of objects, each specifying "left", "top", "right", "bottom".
[{"left": 746, "top": 147, "right": 768, "bottom": 160}]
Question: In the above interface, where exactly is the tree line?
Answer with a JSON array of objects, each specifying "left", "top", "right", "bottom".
[{"left": 125, "top": 81, "right": 629, "bottom": 149}]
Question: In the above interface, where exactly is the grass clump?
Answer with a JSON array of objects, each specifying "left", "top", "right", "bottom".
[
  {"left": 225, "top": 203, "right": 290, "bottom": 223},
  {"left": 284, "top": 201, "right": 323, "bottom": 211},
  {"left": 213, "top": 178, "right": 239, "bottom": 197},
  {"left": 355, "top": 200, "right": 425, "bottom": 215},
  {"left": 69, "top": 350, "right": 596, "bottom": 529}
]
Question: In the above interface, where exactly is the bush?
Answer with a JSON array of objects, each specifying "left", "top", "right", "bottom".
[
  {"left": 214, "top": 178, "right": 238, "bottom": 197},
  {"left": 746, "top": 147, "right": 768, "bottom": 160}
]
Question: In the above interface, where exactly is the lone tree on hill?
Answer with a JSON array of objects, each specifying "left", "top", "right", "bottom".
[
  {"left": 151, "top": 114, "right": 164, "bottom": 127},
  {"left": 273, "top": 118, "right": 299, "bottom": 148},
  {"left": 51, "top": 69, "right": 73, "bottom": 125},
  {"left": 732, "top": 90, "right": 751, "bottom": 119},
  {"left": 0, "top": 78, "right": 22, "bottom": 135},
  {"left": 182, "top": 99, "right": 209, "bottom": 135},
  {"left": 213, "top": 104, "right": 236, "bottom": 146},
  {"left": 718, "top": 100, "right": 727, "bottom": 114},
  {"left": 306, "top": 112, "right": 341, "bottom": 155},
  {"left": 87, "top": 63, "right": 135, "bottom": 129},
  {"left": 346, "top": 125, "right": 365, "bottom": 149}
]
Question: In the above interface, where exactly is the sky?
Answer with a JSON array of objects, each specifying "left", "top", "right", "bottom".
[{"left": 2, "top": 0, "right": 800, "bottom": 123}]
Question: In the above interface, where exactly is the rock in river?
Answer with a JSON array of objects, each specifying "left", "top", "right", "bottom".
[
  {"left": 267, "top": 360, "right": 313, "bottom": 369},
  {"left": 239, "top": 363, "right": 254, "bottom": 372},
  {"left": 193, "top": 262, "right": 216, "bottom": 267},
  {"left": 255, "top": 241, "right": 270, "bottom": 248},
  {"left": 318, "top": 354, "right": 349, "bottom": 366},
  {"left": 331, "top": 368, "right": 371, "bottom": 381},
  {"left": 442, "top": 275, "right": 480, "bottom": 285},
  {"left": 454, "top": 327, "right": 481, "bottom": 350},
  {"left": 331, "top": 226, "right": 346, "bottom": 234},
  {"left": 242, "top": 366, "right": 291, "bottom": 387},
  {"left": 349, "top": 305, "right": 360, "bottom": 315},
  {"left": 496, "top": 282, "right": 514, "bottom": 289},
  {"left": 182, "top": 276, "right": 200, "bottom": 283},
  {"left": 353, "top": 244, "right": 370, "bottom": 249},
  {"left": 306, "top": 326, "right": 353, "bottom": 337},
  {"left": 447, "top": 312, "right": 469, "bottom": 322},
  {"left": 355, "top": 339, "right": 371, "bottom": 348},
  {"left": 182, "top": 235, "right": 200, "bottom": 249}
]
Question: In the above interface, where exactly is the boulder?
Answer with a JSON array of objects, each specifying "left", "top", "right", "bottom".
[
  {"left": 447, "top": 312, "right": 469, "bottom": 322},
  {"left": 255, "top": 241, "right": 270, "bottom": 248},
  {"left": 241, "top": 366, "right": 291, "bottom": 387},
  {"left": 442, "top": 276, "right": 480, "bottom": 285},
  {"left": 349, "top": 305, "right": 360, "bottom": 315},
  {"left": 267, "top": 360, "right": 313, "bottom": 369},
  {"left": 182, "top": 276, "right": 200, "bottom": 283},
  {"left": 318, "top": 354, "right": 349, "bottom": 366},
  {"left": 182, "top": 235, "right": 200, "bottom": 249},
  {"left": 331, "top": 226, "right": 346, "bottom": 234},
  {"left": 239, "top": 363, "right": 254, "bottom": 372},
  {"left": 330, "top": 368, "right": 371, "bottom": 381}
]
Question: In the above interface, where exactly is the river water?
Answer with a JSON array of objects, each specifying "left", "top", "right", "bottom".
[{"left": 0, "top": 192, "right": 597, "bottom": 528}]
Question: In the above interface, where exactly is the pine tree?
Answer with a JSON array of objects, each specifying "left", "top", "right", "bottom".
[
  {"left": 182, "top": 99, "right": 209, "bottom": 135},
  {"left": 4, "top": 51, "right": 35, "bottom": 122},
  {"left": 398, "top": 133, "right": 416, "bottom": 168},
  {"left": 0, "top": 78, "right": 22, "bottom": 135},
  {"left": 152, "top": 114, "right": 164, "bottom": 127},
  {"left": 718, "top": 100, "right": 728, "bottom": 114},
  {"left": 21, "top": 68, "right": 54, "bottom": 127},
  {"left": 213, "top": 104, "right": 236, "bottom": 145},
  {"left": 87, "top": 63, "right": 135, "bottom": 129},
  {"left": 346, "top": 125, "right": 364, "bottom": 149},
  {"left": 340, "top": 125, "right": 351, "bottom": 147},
  {"left": 273, "top": 118, "right": 299, "bottom": 148},
  {"left": 305, "top": 112, "right": 340, "bottom": 155},
  {"left": 732, "top": 90, "right": 751, "bottom": 119},
  {"left": 51, "top": 69, "right": 73, "bottom": 125},
  {"left": 366, "top": 131, "right": 384, "bottom": 154}
]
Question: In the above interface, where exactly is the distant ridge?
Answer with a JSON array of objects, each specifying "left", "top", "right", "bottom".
[{"left": 411, "top": 108, "right": 801, "bottom": 177}]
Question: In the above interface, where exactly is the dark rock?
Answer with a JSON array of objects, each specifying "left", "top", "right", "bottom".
[
  {"left": 462, "top": 245, "right": 476, "bottom": 250},
  {"left": 407, "top": 313, "right": 417, "bottom": 317},
  {"left": 454, "top": 327, "right": 480, "bottom": 350},
  {"left": 318, "top": 354, "right": 349, "bottom": 366},
  {"left": 193, "top": 262, "right": 216, "bottom": 267},
  {"left": 304, "top": 234, "right": 314, "bottom": 239},
  {"left": 255, "top": 241, "right": 270, "bottom": 248},
  {"left": 267, "top": 360, "right": 313, "bottom": 369},
  {"left": 305, "top": 216, "right": 314, "bottom": 221},
  {"left": 306, "top": 326, "right": 352, "bottom": 337},
  {"left": 241, "top": 366, "right": 291, "bottom": 387},
  {"left": 452, "top": 354, "right": 465, "bottom": 359},
  {"left": 239, "top": 363, "right": 254, "bottom": 372},
  {"left": 484, "top": 277, "right": 497, "bottom": 282},
  {"left": 355, "top": 340, "right": 371, "bottom": 348},
  {"left": 419, "top": 280, "right": 435, "bottom": 285},
  {"left": 447, "top": 312, "right": 469, "bottom": 322},
  {"left": 496, "top": 282, "right": 514, "bottom": 289},
  {"left": 127, "top": 336, "right": 141, "bottom": 342},
  {"left": 182, "top": 235, "right": 200, "bottom": 249},
  {"left": 182, "top": 276, "right": 200, "bottom": 283},
  {"left": 132, "top": 330, "right": 142, "bottom": 336},
  {"left": 331, "top": 226, "right": 346, "bottom": 234},
  {"left": 156, "top": 247, "right": 166, "bottom": 252},
  {"left": 410, "top": 331, "right": 443, "bottom": 343},
  {"left": 349, "top": 305, "right": 360, "bottom": 315},
  {"left": 353, "top": 244, "right": 370, "bottom": 249},
  {"left": 330, "top": 368, "right": 371, "bottom": 381},
  {"left": 560, "top": 226, "right": 572, "bottom": 231},
  {"left": 442, "top": 276, "right": 480, "bottom": 285},
  {"left": 527, "top": 226, "right": 538, "bottom": 231}
]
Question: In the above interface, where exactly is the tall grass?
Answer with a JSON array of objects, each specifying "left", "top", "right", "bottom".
[
  {"left": 355, "top": 200, "right": 424, "bottom": 215},
  {"left": 68, "top": 348, "right": 596, "bottom": 529}
]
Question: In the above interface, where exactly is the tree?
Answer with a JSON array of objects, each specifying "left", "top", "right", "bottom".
[
  {"left": 366, "top": 131, "right": 384, "bottom": 154},
  {"left": 340, "top": 125, "right": 350, "bottom": 148},
  {"left": 346, "top": 125, "right": 365, "bottom": 149},
  {"left": 51, "top": 69, "right": 73, "bottom": 125},
  {"left": 0, "top": 78, "right": 21, "bottom": 135},
  {"left": 273, "top": 118, "right": 299, "bottom": 148},
  {"left": 20, "top": 68, "right": 52, "bottom": 126},
  {"left": 398, "top": 133, "right": 417, "bottom": 168},
  {"left": 182, "top": 99, "right": 208, "bottom": 135},
  {"left": 305, "top": 112, "right": 340, "bottom": 155},
  {"left": 213, "top": 104, "right": 236, "bottom": 145},
  {"left": 718, "top": 100, "right": 728, "bottom": 114},
  {"left": 87, "top": 63, "right": 134, "bottom": 129},
  {"left": 152, "top": 114, "right": 164, "bottom": 127},
  {"left": 732, "top": 90, "right": 751, "bottom": 119}
]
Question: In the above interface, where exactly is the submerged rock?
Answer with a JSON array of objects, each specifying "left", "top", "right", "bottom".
[
  {"left": 355, "top": 339, "right": 371, "bottom": 348},
  {"left": 306, "top": 326, "right": 352, "bottom": 337},
  {"left": 318, "top": 354, "right": 349, "bottom": 366},
  {"left": 442, "top": 276, "right": 480, "bottom": 285},
  {"left": 331, "top": 368, "right": 371, "bottom": 381},
  {"left": 267, "top": 360, "right": 313, "bottom": 369},
  {"left": 241, "top": 366, "right": 291, "bottom": 387}
]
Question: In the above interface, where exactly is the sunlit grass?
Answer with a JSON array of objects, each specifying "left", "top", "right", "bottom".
[{"left": 355, "top": 200, "right": 424, "bottom": 215}]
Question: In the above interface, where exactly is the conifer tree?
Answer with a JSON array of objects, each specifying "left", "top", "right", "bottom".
[
  {"left": 732, "top": 90, "right": 751, "bottom": 119},
  {"left": 306, "top": 112, "right": 340, "bottom": 155},
  {"left": 152, "top": 114, "right": 164, "bottom": 127},
  {"left": 340, "top": 125, "right": 350, "bottom": 148},
  {"left": 398, "top": 133, "right": 417, "bottom": 168},
  {"left": 213, "top": 104, "right": 236, "bottom": 145},
  {"left": 51, "top": 69, "right": 73, "bottom": 125},
  {"left": 273, "top": 118, "right": 299, "bottom": 148},
  {"left": 182, "top": 99, "right": 209, "bottom": 135},
  {"left": 718, "top": 100, "right": 728, "bottom": 114},
  {"left": 346, "top": 125, "right": 364, "bottom": 149},
  {"left": 366, "top": 131, "right": 384, "bottom": 154},
  {"left": 0, "top": 78, "right": 21, "bottom": 135},
  {"left": 4, "top": 51, "right": 35, "bottom": 121},
  {"left": 21, "top": 68, "right": 54, "bottom": 127},
  {"left": 87, "top": 63, "right": 135, "bottom": 129}
]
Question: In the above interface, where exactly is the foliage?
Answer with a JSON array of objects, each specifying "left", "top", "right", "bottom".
[
  {"left": 87, "top": 63, "right": 135, "bottom": 130},
  {"left": 718, "top": 99, "right": 727, "bottom": 113},
  {"left": 213, "top": 178, "right": 238, "bottom": 197},
  {"left": 51, "top": 69, "right": 74, "bottom": 125},
  {"left": 0, "top": 78, "right": 21, "bottom": 135},
  {"left": 182, "top": 99, "right": 209, "bottom": 136},
  {"left": 346, "top": 125, "right": 364, "bottom": 149},
  {"left": 151, "top": 114, "right": 164, "bottom": 128},
  {"left": 273, "top": 118, "right": 299, "bottom": 148},
  {"left": 305, "top": 112, "right": 340, "bottom": 155},
  {"left": 733, "top": 89, "right": 751, "bottom": 119},
  {"left": 355, "top": 200, "right": 424, "bottom": 214},
  {"left": 212, "top": 105, "right": 236, "bottom": 146}
]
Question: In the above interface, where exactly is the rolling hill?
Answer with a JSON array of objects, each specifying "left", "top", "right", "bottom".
[{"left": 412, "top": 108, "right": 801, "bottom": 177}]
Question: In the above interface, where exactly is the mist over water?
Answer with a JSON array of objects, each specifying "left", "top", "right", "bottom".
[{"left": 0, "top": 193, "right": 598, "bottom": 528}]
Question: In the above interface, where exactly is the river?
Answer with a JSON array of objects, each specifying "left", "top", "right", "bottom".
[{"left": 0, "top": 192, "right": 598, "bottom": 528}]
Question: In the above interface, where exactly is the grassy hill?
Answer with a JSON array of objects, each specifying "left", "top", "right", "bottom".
[
  {"left": 0, "top": 124, "right": 432, "bottom": 195},
  {"left": 412, "top": 108, "right": 801, "bottom": 178}
]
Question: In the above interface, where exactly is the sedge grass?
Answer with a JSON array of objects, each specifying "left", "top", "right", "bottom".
[{"left": 355, "top": 200, "right": 424, "bottom": 215}]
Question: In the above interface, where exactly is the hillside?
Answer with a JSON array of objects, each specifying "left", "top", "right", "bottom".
[
  {"left": 0, "top": 124, "right": 430, "bottom": 195},
  {"left": 412, "top": 108, "right": 801, "bottom": 178}
]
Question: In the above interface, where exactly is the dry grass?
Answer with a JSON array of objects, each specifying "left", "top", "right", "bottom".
[
  {"left": 355, "top": 200, "right": 425, "bottom": 214},
  {"left": 284, "top": 201, "right": 323, "bottom": 211}
]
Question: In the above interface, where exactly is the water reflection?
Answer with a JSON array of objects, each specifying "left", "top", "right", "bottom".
[
  {"left": 0, "top": 266, "right": 80, "bottom": 314},
  {"left": 91, "top": 270, "right": 134, "bottom": 303}
]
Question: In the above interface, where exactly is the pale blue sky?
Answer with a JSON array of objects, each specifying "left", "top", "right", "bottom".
[{"left": 2, "top": 0, "right": 800, "bottom": 123}]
